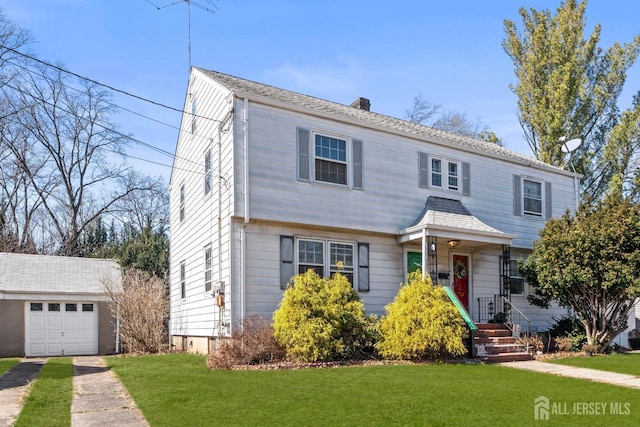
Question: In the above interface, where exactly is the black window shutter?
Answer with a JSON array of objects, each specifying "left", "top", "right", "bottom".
[
  {"left": 418, "top": 152, "right": 429, "bottom": 188},
  {"left": 513, "top": 175, "right": 522, "bottom": 216},
  {"left": 353, "top": 139, "right": 364, "bottom": 190},
  {"left": 358, "top": 242, "right": 370, "bottom": 292},
  {"left": 462, "top": 162, "right": 471, "bottom": 196},
  {"left": 280, "top": 236, "right": 295, "bottom": 289},
  {"left": 297, "top": 128, "right": 310, "bottom": 181}
]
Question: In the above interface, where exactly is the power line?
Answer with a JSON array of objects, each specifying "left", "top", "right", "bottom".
[{"left": 0, "top": 45, "right": 224, "bottom": 125}]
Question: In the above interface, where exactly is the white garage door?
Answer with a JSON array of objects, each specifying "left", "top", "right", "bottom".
[{"left": 26, "top": 301, "right": 99, "bottom": 357}]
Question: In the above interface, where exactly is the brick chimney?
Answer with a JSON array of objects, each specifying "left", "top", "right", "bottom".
[{"left": 350, "top": 97, "right": 370, "bottom": 111}]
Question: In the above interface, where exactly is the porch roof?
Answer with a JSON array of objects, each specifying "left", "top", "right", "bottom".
[{"left": 398, "top": 197, "right": 516, "bottom": 245}]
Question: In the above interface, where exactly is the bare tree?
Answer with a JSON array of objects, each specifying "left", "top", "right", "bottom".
[
  {"left": 4, "top": 63, "right": 157, "bottom": 255},
  {"left": 404, "top": 92, "right": 441, "bottom": 125}
]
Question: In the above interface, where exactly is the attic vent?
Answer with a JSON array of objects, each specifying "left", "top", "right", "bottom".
[{"left": 350, "top": 97, "right": 370, "bottom": 111}]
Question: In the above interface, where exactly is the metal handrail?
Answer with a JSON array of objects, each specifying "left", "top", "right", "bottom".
[{"left": 476, "top": 295, "right": 532, "bottom": 352}]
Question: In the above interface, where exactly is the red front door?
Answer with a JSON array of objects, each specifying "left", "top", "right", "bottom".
[{"left": 452, "top": 255, "right": 469, "bottom": 311}]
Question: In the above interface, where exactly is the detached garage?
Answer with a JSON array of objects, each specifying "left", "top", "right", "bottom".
[{"left": 0, "top": 252, "right": 122, "bottom": 357}]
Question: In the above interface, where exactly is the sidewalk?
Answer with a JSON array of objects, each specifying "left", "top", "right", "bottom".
[
  {"left": 71, "top": 356, "right": 149, "bottom": 427},
  {"left": 0, "top": 359, "right": 46, "bottom": 427},
  {"left": 500, "top": 360, "right": 640, "bottom": 389}
]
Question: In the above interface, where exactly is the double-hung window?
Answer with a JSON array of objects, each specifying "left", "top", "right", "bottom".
[
  {"left": 315, "top": 134, "right": 347, "bottom": 185},
  {"left": 281, "top": 236, "right": 369, "bottom": 291},
  {"left": 419, "top": 153, "right": 469, "bottom": 194},
  {"left": 204, "top": 246, "right": 212, "bottom": 292},
  {"left": 297, "top": 239, "right": 354, "bottom": 285},
  {"left": 180, "top": 262, "right": 186, "bottom": 299},
  {"left": 204, "top": 149, "right": 212, "bottom": 195},
  {"left": 499, "top": 257, "right": 526, "bottom": 295},
  {"left": 179, "top": 184, "right": 185, "bottom": 222},
  {"left": 297, "top": 128, "right": 363, "bottom": 189},
  {"left": 523, "top": 179, "right": 543, "bottom": 217}
]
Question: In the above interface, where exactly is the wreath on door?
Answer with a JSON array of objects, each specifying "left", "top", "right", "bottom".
[{"left": 453, "top": 260, "right": 467, "bottom": 279}]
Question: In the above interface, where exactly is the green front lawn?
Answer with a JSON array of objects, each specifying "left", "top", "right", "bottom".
[
  {"left": 550, "top": 353, "right": 640, "bottom": 376},
  {"left": 0, "top": 358, "right": 20, "bottom": 376},
  {"left": 14, "top": 357, "right": 73, "bottom": 427},
  {"left": 108, "top": 354, "right": 640, "bottom": 426}
]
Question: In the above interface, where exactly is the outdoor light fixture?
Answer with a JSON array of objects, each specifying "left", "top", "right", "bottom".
[
  {"left": 448, "top": 239, "right": 460, "bottom": 248},
  {"left": 430, "top": 242, "right": 436, "bottom": 252}
]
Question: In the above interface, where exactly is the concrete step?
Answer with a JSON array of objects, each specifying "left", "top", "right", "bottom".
[{"left": 483, "top": 352, "right": 533, "bottom": 363}]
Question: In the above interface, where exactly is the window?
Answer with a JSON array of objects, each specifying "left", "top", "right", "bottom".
[
  {"left": 523, "top": 179, "right": 542, "bottom": 217},
  {"left": 420, "top": 153, "right": 467, "bottom": 193},
  {"left": 179, "top": 184, "right": 185, "bottom": 222},
  {"left": 281, "top": 237, "right": 369, "bottom": 291},
  {"left": 330, "top": 242, "right": 354, "bottom": 284},
  {"left": 509, "top": 259, "right": 525, "bottom": 295},
  {"left": 297, "top": 239, "right": 354, "bottom": 285},
  {"left": 30, "top": 303, "right": 43, "bottom": 311},
  {"left": 204, "top": 246, "right": 212, "bottom": 292},
  {"left": 180, "top": 262, "right": 186, "bottom": 299},
  {"left": 65, "top": 303, "right": 77, "bottom": 312},
  {"left": 448, "top": 162, "right": 458, "bottom": 190},
  {"left": 431, "top": 158, "right": 442, "bottom": 187},
  {"left": 48, "top": 303, "right": 60, "bottom": 312},
  {"left": 296, "top": 128, "right": 363, "bottom": 189},
  {"left": 204, "top": 150, "right": 212, "bottom": 195},
  {"left": 315, "top": 134, "right": 347, "bottom": 185},
  {"left": 82, "top": 303, "right": 94, "bottom": 312},
  {"left": 298, "top": 239, "right": 324, "bottom": 276},
  {"left": 191, "top": 99, "right": 196, "bottom": 133}
]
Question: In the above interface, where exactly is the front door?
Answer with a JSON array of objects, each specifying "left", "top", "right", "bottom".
[{"left": 452, "top": 254, "right": 469, "bottom": 311}]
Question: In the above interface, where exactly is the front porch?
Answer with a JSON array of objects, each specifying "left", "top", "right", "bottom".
[{"left": 398, "top": 196, "right": 533, "bottom": 362}]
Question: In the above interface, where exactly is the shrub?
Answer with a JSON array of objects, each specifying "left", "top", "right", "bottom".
[
  {"left": 376, "top": 272, "right": 467, "bottom": 360},
  {"left": 103, "top": 269, "right": 169, "bottom": 354},
  {"left": 272, "top": 269, "right": 368, "bottom": 362},
  {"left": 207, "top": 316, "right": 285, "bottom": 370},
  {"left": 554, "top": 336, "right": 573, "bottom": 352},
  {"left": 549, "top": 315, "right": 587, "bottom": 352}
]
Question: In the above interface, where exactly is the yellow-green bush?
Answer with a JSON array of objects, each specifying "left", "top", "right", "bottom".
[
  {"left": 273, "top": 269, "right": 368, "bottom": 362},
  {"left": 376, "top": 272, "right": 467, "bottom": 360}
]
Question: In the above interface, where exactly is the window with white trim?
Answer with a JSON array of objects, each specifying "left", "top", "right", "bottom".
[
  {"left": 523, "top": 178, "right": 543, "bottom": 217},
  {"left": 191, "top": 98, "right": 197, "bottom": 134},
  {"left": 179, "top": 184, "right": 185, "bottom": 222},
  {"left": 418, "top": 153, "right": 460, "bottom": 195},
  {"left": 315, "top": 134, "right": 347, "bottom": 185},
  {"left": 180, "top": 261, "right": 186, "bottom": 299},
  {"left": 204, "top": 246, "right": 212, "bottom": 292},
  {"left": 499, "top": 257, "right": 526, "bottom": 295},
  {"left": 296, "top": 128, "right": 363, "bottom": 189},
  {"left": 204, "top": 149, "right": 212, "bottom": 195},
  {"left": 297, "top": 238, "right": 354, "bottom": 285}
]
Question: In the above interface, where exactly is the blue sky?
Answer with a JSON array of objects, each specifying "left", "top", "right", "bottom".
[{"left": 3, "top": 0, "right": 639, "bottom": 182}]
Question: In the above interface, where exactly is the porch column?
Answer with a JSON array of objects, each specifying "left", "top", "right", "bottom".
[{"left": 421, "top": 228, "right": 427, "bottom": 278}]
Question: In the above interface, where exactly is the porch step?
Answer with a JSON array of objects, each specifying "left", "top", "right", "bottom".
[
  {"left": 473, "top": 322, "right": 532, "bottom": 363},
  {"left": 482, "top": 352, "right": 533, "bottom": 363}
]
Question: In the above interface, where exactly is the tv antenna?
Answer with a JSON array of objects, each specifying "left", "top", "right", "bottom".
[
  {"left": 144, "top": 0, "right": 219, "bottom": 70},
  {"left": 559, "top": 136, "right": 582, "bottom": 172}
]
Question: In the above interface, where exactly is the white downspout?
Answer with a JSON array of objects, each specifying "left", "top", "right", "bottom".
[{"left": 240, "top": 97, "right": 249, "bottom": 325}]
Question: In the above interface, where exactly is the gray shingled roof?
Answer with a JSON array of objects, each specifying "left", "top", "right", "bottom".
[
  {"left": 407, "top": 196, "right": 512, "bottom": 238},
  {"left": 0, "top": 253, "right": 122, "bottom": 295},
  {"left": 196, "top": 68, "right": 571, "bottom": 174}
]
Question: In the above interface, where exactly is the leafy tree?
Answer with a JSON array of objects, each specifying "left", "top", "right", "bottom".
[
  {"left": 522, "top": 195, "right": 640, "bottom": 352},
  {"left": 376, "top": 272, "right": 467, "bottom": 360},
  {"left": 273, "top": 269, "right": 369, "bottom": 362},
  {"left": 503, "top": 0, "right": 640, "bottom": 194}
]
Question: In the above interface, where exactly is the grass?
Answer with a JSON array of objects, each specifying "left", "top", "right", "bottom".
[
  {"left": 550, "top": 353, "right": 640, "bottom": 376},
  {"left": 108, "top": 354, "right": 640, "bottom": 426},
  {"left": 0, "top": 358, "right": 20, "bottom": 376},
  {"left": 14, "top": 357, "right": 74, "bottom": 427}
]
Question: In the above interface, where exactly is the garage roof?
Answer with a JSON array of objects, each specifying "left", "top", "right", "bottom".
[{"left": 0, "top": 253, "right": 122, "bottom": 295}]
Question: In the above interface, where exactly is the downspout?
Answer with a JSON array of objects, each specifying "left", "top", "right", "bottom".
[{"left": 240, "top": 97, "right": 249, "bottom": 326}]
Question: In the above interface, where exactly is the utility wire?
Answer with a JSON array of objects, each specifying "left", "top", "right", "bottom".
[{"left": 0, "top": 45, "right": 224, "bottom": 125}]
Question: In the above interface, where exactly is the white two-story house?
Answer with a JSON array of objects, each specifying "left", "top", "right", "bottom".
[{"left": 169, "top": 67, "right": 580, "bottom": 354}]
